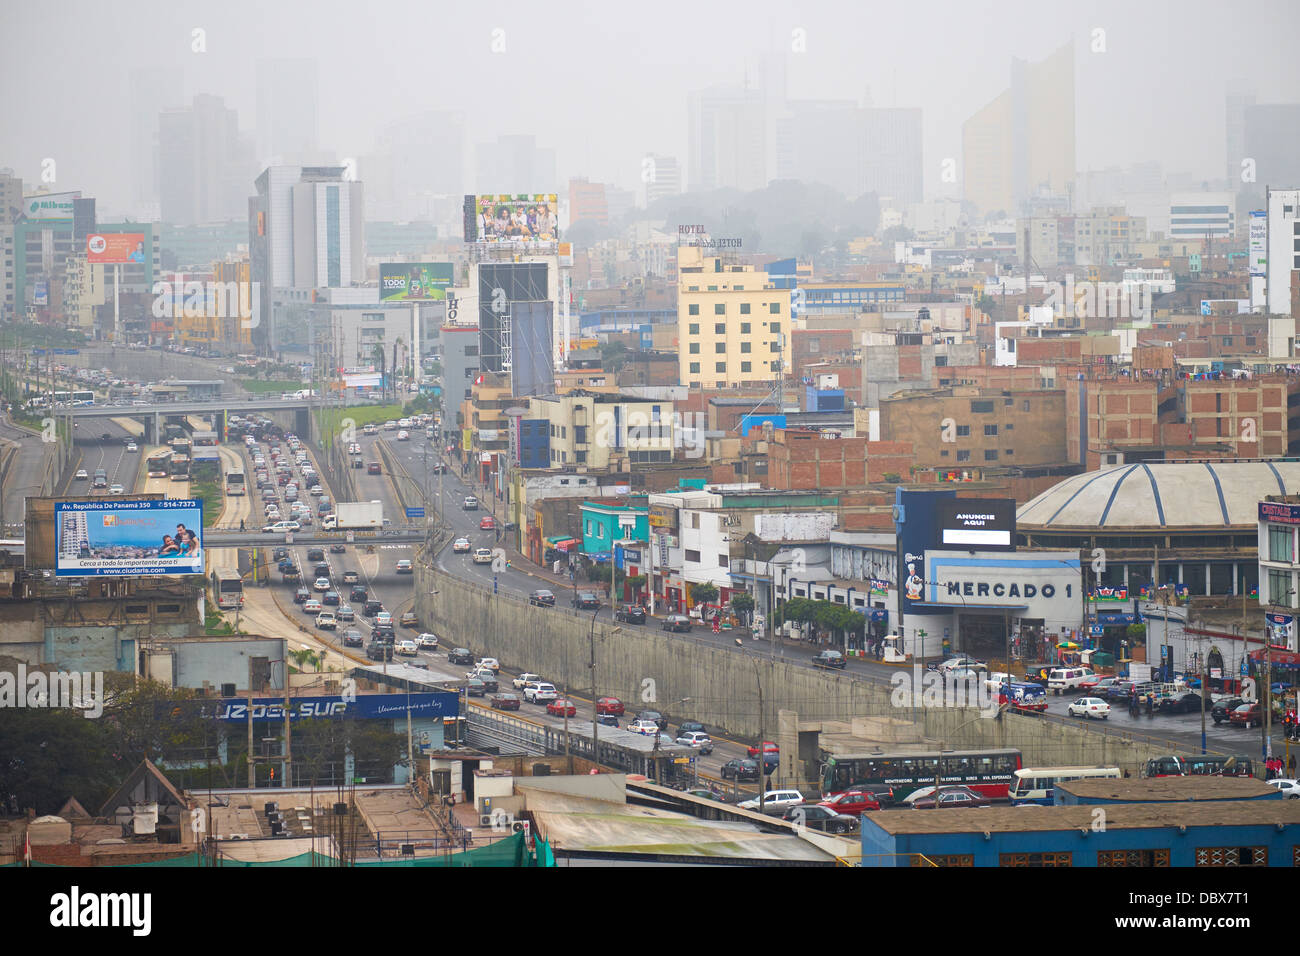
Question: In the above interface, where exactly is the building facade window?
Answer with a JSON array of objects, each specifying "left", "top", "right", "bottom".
[
  {"left": 999, "top": 852, "right": 1072, "bottom": 867},
  {"left": 1269, "top": 526, "right": 1294, "bottom": 563},
  {"left": 688, "top": 304, "right": 699, "bottom": 315},
  {"left": 1194, "top": 846, "right": 1267, "bottom": 866},
  {"left": 1268, "top": 569, "right": 1293, "bottom": 605},
  {"left": 1097, "top": 849, "right": 1170, "bottom": 867},
  {"left": 714, "top": 303, "right": 725, "bottom": 315},
  {"left": 740, "top": 303, "right": 751, "bottom": 314}
]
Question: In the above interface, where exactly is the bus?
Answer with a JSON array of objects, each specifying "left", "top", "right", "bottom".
[
  {"left": 1143, "top": 754, "right": 1256, "bottom": 779},
  {"left": 146, "top": 450, "right": 173, "bottom": 478},
  {"left": 210, "top": 569, "right": 243, "bottom": 610},
  {"left": 193, "top": 430, "right": 218, "bottom": 447},
  {"left": 821, "top": 748, "right": 1022, "bottom": 804},
  {"left": 169, "top": 455, "right": 191, "bottom": 481},
  {"left": 71, "top": 389, "right": 94, "bottom": 406},
  {"left": 225, "top": 468, "right": 246, "bottom": 496},
  {"left": 1009, "top": 767, "right": 1123, "bottom": 806},
  {"left": 169, "top": 437, "right": 193, "bottom": 457}
]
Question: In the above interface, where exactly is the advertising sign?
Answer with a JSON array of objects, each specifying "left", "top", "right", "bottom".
[
  {"left": 198, "top": 692, "right": 459, "bottom": 722},
  {"left": 55, "top": 499, "right": 204, "bottom": 577},
  {"left": 936, "top": 497, "right": 1017, "bottom": 551},
  {"left": 1249, "top": 210, "right": 1266, "bottom": 277},
  {"left": 467, "top": 194, "right": 559, "bottom": 243},
  {"left": 1266, "top": 613, "right": 1296, "bottom": 651},
  {"left": 1260, "top": 501, "right": 1300, "bottom": 526},
  {"left": 87, "top": 232, "right": 146, "bottom": 264},
  {"left": 925, "top": 550, "right": 1081, "bottom": 612},
  {"left": 24, "top": 191, "right": 79, "bottom": 223},
  {"left": 379, "top": 262, "right": 453, "bottom": 301}
]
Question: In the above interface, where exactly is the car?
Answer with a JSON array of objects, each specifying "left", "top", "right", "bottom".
[
  {"left": 1047, "top": 667, "right": 1096, "bottom": 694},
  {"left": 341, "top": 570, "right": 359, "bottom": 584},
  {"left": 675, "top": 731, "right": 714, "bottom": 754},
  {"left": 1091, "top": 676, "right": 1123, "bottom": 698},
  {"left": 350, "top": 586, "right": 368, "bottom": 603},
  {"left": 1267, "top": 778, "right": 1300, "bottom": 799},
  {"left": 125, "top": 443, "right": 138, "bottom": 453},
  {"left": 337, "top": 604, "right": 355, "bottom": 622},
  {"left": 635, "top": 709, "right": 667, "bottom": 730},
  {"left": 323, "top": 590, "right": 340, "bottom": 606},
  {"left": 109, "top": 484, "right": 124, "bottom": 495},
  {"left": 909, "top": 785, "right": 991, "bottom": 810},
  {"left": 720, "top": 758, "right": 761, "bottom": 782},
  {"left": 373, "top": 624, "right": 395, "bottom": 642},
  {"left": 366, "top": 642, "right": 394, "bottom": 662},
  {"left": 447, "top": 647, "right": 474, "bottom": 665},
  {"left": 812, "top": 649, "right": 847, "bottom": 669},
  {"left": 396, "top": 610, "right": 418, "bottom": 629},
  {"left": 1158, "top": 691, "right": 1205, "bottom": 715},
  {"left": 293, "top": 587, "right": 310, "bottom": 604},
  {"left": 937, "top": 657, "right": 988, "bottom": 676},
  {"left": 313, "top": 576, "right": 330, "bottom": 592},
  {"left": 737, "top": 789, "right": 805, "bottom": 814},
  {"left": 613, "top": 604, "right": 646, "bottom": 624},
  {"left": 363, "top": 424, "right": 378, "bottom": 435},
  {"left": 1230, "top": 702, "right": 1262, "bottom": 728},
  {"left": 661, "top": 614, "right": 691, "bottom": 632},
  {"left": 1106, "top": 679, "right": 1139, "bottom": 702},
  {"left": 513, "top": 672, "right": 543, "bottom": 689},
  {"left": 263, "top": 520, "right": 301, "bottom": 533},
  {"left": 523, "top": 682, "right": 558, "bottom": 703},
  {"left": 472, "top": 548, "right": 493, "bottom": 565},
  {"left": 462, "top": 496, "right": 478, "bottom": 510},
  {"left": 747, "top": 740, "right": 779, "bottom": 758},
  {"left": 303, "top": 599, "right": 322, "bottom": 614},
  {"left": 363, "top": 600, "right": 383, "bottom": 617},
  {"left": 74, "top": 469, "right": 89, "bottom": 480},
  {"left": 683, "top": 788, "right": 725, "bottom": 802},
  {"left": 491, "top": 692, "right": 522, "bottom": 711},
  {"left": 375, "top": 611, "right": 393, "bottom": 628},
  {"left": 571, "top": 590, "right": 601, "bottom": 610},
  {"left": 382, "top": 420, "right": 398, "bottom": 431},
  {"left": 315, "top": 611, "right": 337, "bottom": 630},
  {"left": 783, "top": 804, "right": 858, "bottom": 834},
  {"left": 627, "top": 718, "right": 661, "bottom": 735},
  {"left": 479, "top": 515, "right": 495, "bottom": 530},
  {"left": 394, "top": 639, "right": 418, "bottom": 656},
  {"left": 466, "top": 670, "right": 499, "bottom": 693},
  {"left": 415, "top": 632, "right": 439, "bottom": 648},
  {"left": 818, "top": 789, "right": 883, "bottom": 816},
  {"left": 396, "top": 430, "right": 409, "bottom": 441},
  {"left": 273, "top": 547, "right": 289, "bottom": 560},
  {"left": 529, "top": 589, "right": 556, "bottom": 607},
  {"left": 396, "top": 559, "right": 413, "bottom": 574},
  {"left": 367, "top": 462, "right": 381, "bottom": 475},
  {"left": 464, "top": 678, "right": 486, "bottom": 698},
  {"left": 547, "top": 698, "right": 577, "bottom": 718},
  {"left": 342, "top": 629, "right": 364, "bottom": 648},
  {"left": 1067, "top": 696, "right": 1111, "bottom": 719},
  {"left": 596, "top": 713, "right": 620, "bottom": 728},
  {"left": 477, "top": 657, "right": 500, "bottom": 673},
  {"left": 1212, "top": 697, "right": 1246, "bottom": 725},
  {"left": 452, "top": 538, "right": 471, "bottom": 554}
]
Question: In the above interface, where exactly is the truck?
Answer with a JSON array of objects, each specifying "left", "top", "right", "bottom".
[{"left": 325, "top": 501, "right": 383, "bottom": 531}]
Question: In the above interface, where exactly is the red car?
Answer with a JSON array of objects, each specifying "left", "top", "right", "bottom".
[
  {"left": 547, "top": 698, "right": 577, "bottom": 718},
  {"left": 747, "top": 740, "right": 779, "bottom": 758},
  {"left": 818, "top": 788, "right": 883, "bottom": 815},
  {"left": 1230, "top": 701, "right": 1262, "bottom": 728},
  {"left": 1077, "top": 675, "right": 1101, "bottom": 691},
  {"left": 596, "top": 696, "right": 624, "bottom": 716},
  {"left": 479, "top": 515, "right": 495, "bottom": 530}
]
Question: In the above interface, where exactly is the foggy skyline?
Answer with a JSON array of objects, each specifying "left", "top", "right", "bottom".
[{"left": 3, "top": 0, "right": 1300, "bottom": 218}]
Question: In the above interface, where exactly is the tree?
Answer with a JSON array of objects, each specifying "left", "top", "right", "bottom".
[
  {"left": 0, "top": 709, "right": 119, "bottom": 815},
  {"left": 690, "top": 583, "right": 719, "bottom": 607},
  {"left": 625, "top": 574, "right": 647, "bottom": 599},
  {"left": 730, "top": 592, "right": 755, "bottom": 623}
]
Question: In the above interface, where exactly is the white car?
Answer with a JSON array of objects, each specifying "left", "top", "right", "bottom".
[
  {"left": 396, "top": 430, "right": 409, "bottom": 441},
  {"left": 627, "top": 718, "right": 660, "bottom": 735},
  {"left": 109, "top": 484, "right": 125, "bottom": 495},
  {"left": 1067, "top": 696, "right": 1111, "bottom": 720},
  {"left": 263, "top": 520, "right": 301, "bottom": 533},
  {"left": 376, "top": 611, "right": 393, "bottom": 627},
  {"left": 398, "top": 418, "right": 411, "bottom": 428},
  {"left": 415, "top": 632, "right": 439, "bottom": 648},
  {"left": 315, "top": 610, "right": 337, "bottom": 630},
  {"left": 74, "top": 469, "right": 89, "bottom": 480},
  {"left": 383, "top": 420, "right": 398, "bottom": 431},
  {"left": 675, "top": 731, "right": 714, "bottom": 754},
  {"left": 513, "top": 672, "right": 542, "bottom": 690},
  {"left": 523, "top": 681, "right": 557, "bottom": 703},
  {"left": 452, "top": 537, "right": 471, "bottom": 553},
  {"left": 125, "top": 442, "right": 138, "bottom": 453},
  {"left": 737, "top": 790, "right": 805, "bottom": 814},
  {"left": 477, "top": 657, "right": 500, "bottom": 673},
  {"left": 395, "top": 640, "right": 418, "bottom": 656},
  {"left": 472, "top": 548, "right": 493, "bottom": 565},
  {"left": 1267, "top": 778, "right": 1300, "bottom": 799},
  {"left": 1049, "top": 667, "right": 1097, "bottom": 694},
  {"left": 938, "top": 657, "right": 987, "bottom": 676}
]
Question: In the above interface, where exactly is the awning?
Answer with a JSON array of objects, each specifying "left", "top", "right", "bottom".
[
  {"left": 553, "top": 539, "right": 580, "bottom": 552},
  {"left": 1249, "top": 649, "right": 1300, "bottom": 670}
]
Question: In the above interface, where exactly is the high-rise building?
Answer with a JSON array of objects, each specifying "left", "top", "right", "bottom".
[
  {"left": 255, "top": 58, "right": 320, "bottom": 167},
  {"left": 643, "top": 154, "right": 681, "bottom": 208},
  {"left": 159, "top": 94, "right": 256, "bottom": 226},
  {"left": 777, "top": 102, "right": 923, "bottom": 203},
  {"left": 474, "top": 135, "right": 557, "bottom": 193},
  {"left": 1265, "top": 188, "right": 1300, "bottom": 357},
  {"left": 568, "top": 178, "right": 609, "bottom": 226},
  {"left": 1169, "top": 192, "right": 1236, "bottom": 240},
  {"left": 1241, "top": 104, "right": 1300, "bottom": 212},
  {"left": 688, "top": 86, "right": 768, "bottom": 192},
  {"left": 129, "top": 68, "right": 184, "bottom": 217},
  {"left": 963, "top": 42, "right": 1075, "bottom": 218},
  {"left": 249, "top": 166, "right": 364, "bottom": 352}
]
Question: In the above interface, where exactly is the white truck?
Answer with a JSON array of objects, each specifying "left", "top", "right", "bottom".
[{"left": 325, "top": 501, "right": 383, "bottom": 531}]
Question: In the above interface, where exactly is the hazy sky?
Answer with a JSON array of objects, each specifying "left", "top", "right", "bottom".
[{"left": 3, "top": 0, "right": 1299, "bottom": 215}]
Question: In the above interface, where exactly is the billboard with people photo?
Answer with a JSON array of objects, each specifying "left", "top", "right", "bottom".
[
  {"left": 467, "top": 194, "right": 559, "bottom": 243},
  {"left": 55, "top": 499, "right": 204, "bottom": 577}
]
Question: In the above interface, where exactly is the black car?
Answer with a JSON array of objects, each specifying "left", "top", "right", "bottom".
[
  {"left": 366, "top": 642, "right": 394, "bottom": 662},
  {"left": 350, "top": 585, "right": 368, "bottom": 603},
  {"left": 529, "top": 589, "right": 556, "bottom": 607},
  {"left": 313, "top": 563, "right": 331, "bottom": 579},
  {"left": 1159, "top": 691, "right": 1205, "bottom": 715},
  {"left": 448, "top": 647, "right": 474, "bottom": 665},
  {"left": 596, "top": 713, "right": 620, "bottom": 728},
  {"left": 322, "top": 590, "right": 340, "bottom": 606},
  {"left": 783, "top": 804, "right": 857, "bottom": 834},
  {"left": 678, "top": 720, "right": 707, "bottom": 737},
  {"left": 572, "top": 590, "right": 601, "bottom": 610},
  {"left": 721, "top": 758, "right": 761, "bottom": 782},
  {"left": 273, "top": 547, "right": 289, "bottom": 561},
  {"left": 812, "top": 649, "right": 847, "bottom": 669},
  {"left": 636, "top": 709, "right": 667, "bottom": 730},
  {"left": 614, "top": 604, "right": 646, "bottom": 624},
  {"left": 1212, "top": 697, "right": 1245, "bottom": 724},
  {"left": 661, "top": 614, "right": 691, "bottom": 632},
  {"left": 342, "top": 629, "right": 364, "bottom": 648},
  {"left": 330, "top": 543, "right": 346, "bottom": 554},
  {"left": 373, "top": 624, "right": 395, "bottom": 642},
  {"left": 1106, "top": 679, "right": 1138, "bottom": 702},
  {"left": 282, "top": 566, "right": 300, "bottom": 581},
  {"left": 293, "top": 587, "right": 310, "bottom": 604},
  {"left": 306, "top": 548, "right": 325, "bottom": 563},
  {"left": 363, "top": 600, "right": 383, "bottom": 617}
]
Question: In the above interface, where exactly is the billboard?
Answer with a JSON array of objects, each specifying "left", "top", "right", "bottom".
[
  {"left": 87, "top": 232, "right": 146, "bottom": 264},
  {"left": 1260, "top": 501, "right": 1300, "bottom": 526},
  {"left": 1249, "top": 210, "right": 1266, "bottom": 277},
  {"left": 24, "top": 191, "right": 79, "bottom": 223},
  {"left": 379, "top": 262, "right": 453, "bottom": 301},
  {"left": 55, "top": 498, "right": 204, "bottom": 577},
  {"left": 466, "top": 194, "right": 559, "bottom": 243},
  {"left": 936, "top": 497, "right": 1017, "bottom": 551},
  {"left": 1266, "top": 613, "right": 1296, "bottom": 651},
  {"left": 509, "top": 299, "right": 555, "bottom": 398}
]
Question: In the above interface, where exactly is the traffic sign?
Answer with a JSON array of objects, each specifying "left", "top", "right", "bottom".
[{"left": 406, "top": 507, "right": 425, "bottom": 519}]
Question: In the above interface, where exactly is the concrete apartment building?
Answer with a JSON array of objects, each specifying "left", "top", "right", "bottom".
[
  {"left": 877, "top": 387, "right": 1068, "bottom": 471},
  {"left": 860, "top": 336, "right": 980, "bottom": 407},
  {"left": 527, "top": 390, "right": 676, "bottom": 469},
  {"left": 676, "top": 247, "right": 792, "bottom": 389}
]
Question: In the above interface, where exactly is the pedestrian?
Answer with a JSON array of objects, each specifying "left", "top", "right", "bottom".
[
  {"left": 240, "top": 519, "right": 245, "bottom": 531},
  {"left": 1145, "top": 692, "right": 1154, "bottom": 717},
  {"left": 1289, "top": 753, "right": 1297, "bottom": 778}
]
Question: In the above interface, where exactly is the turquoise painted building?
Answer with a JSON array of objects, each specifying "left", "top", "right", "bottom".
[{"left": 580, "top": 498, "right": 648, "bottom": 557}]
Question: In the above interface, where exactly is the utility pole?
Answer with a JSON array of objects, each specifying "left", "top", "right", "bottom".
[{"left": 247, "top": 658, "right": 256, "bottom": 787}]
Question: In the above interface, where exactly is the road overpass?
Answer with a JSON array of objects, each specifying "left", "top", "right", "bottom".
[
  {"left": 203, "top": 527, "right": 428, "bottom": 548},
  {"left": 53, "top": 396, "right": 319, "bottom": 444}
]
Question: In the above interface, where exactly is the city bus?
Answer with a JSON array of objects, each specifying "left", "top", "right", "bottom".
[
  {"left": 169, "top": 455, "right": 191, "bottom": 481},
  {"left": 169, "top": 437, "right": 193, "bottom": 457},
  {"left": 146, "top": 450, "right": 173, "bottom": 478},
  {"left": 210, "top": 569, "right": 243, "bottom": 610},
  {"left": 1143, "top": 754, "right": 1256, "bottom": 779},
  {"left": 193, "top": 430, "right": 218, "bottom": 447},
  {"left": 1009, "top": 766, "right": 1123, "bottom": 806},
  {"left": 821, "top": 748, "right": 1022, "bottom": 804},
  {"left": 225, "top": 468, "right": 246, "bottom": 496}
]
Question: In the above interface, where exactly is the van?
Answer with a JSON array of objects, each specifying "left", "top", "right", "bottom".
[{"left": 1047, "top": 667, "right": 1094, "bottom": 694}]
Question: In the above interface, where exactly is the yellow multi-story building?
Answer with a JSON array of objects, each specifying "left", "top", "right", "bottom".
[
  {"left": 676, "top": 246, "right": 792, "bottom": 389},
  {"left": 172, "top": 260, "right": 254, "bottom": 352}
]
